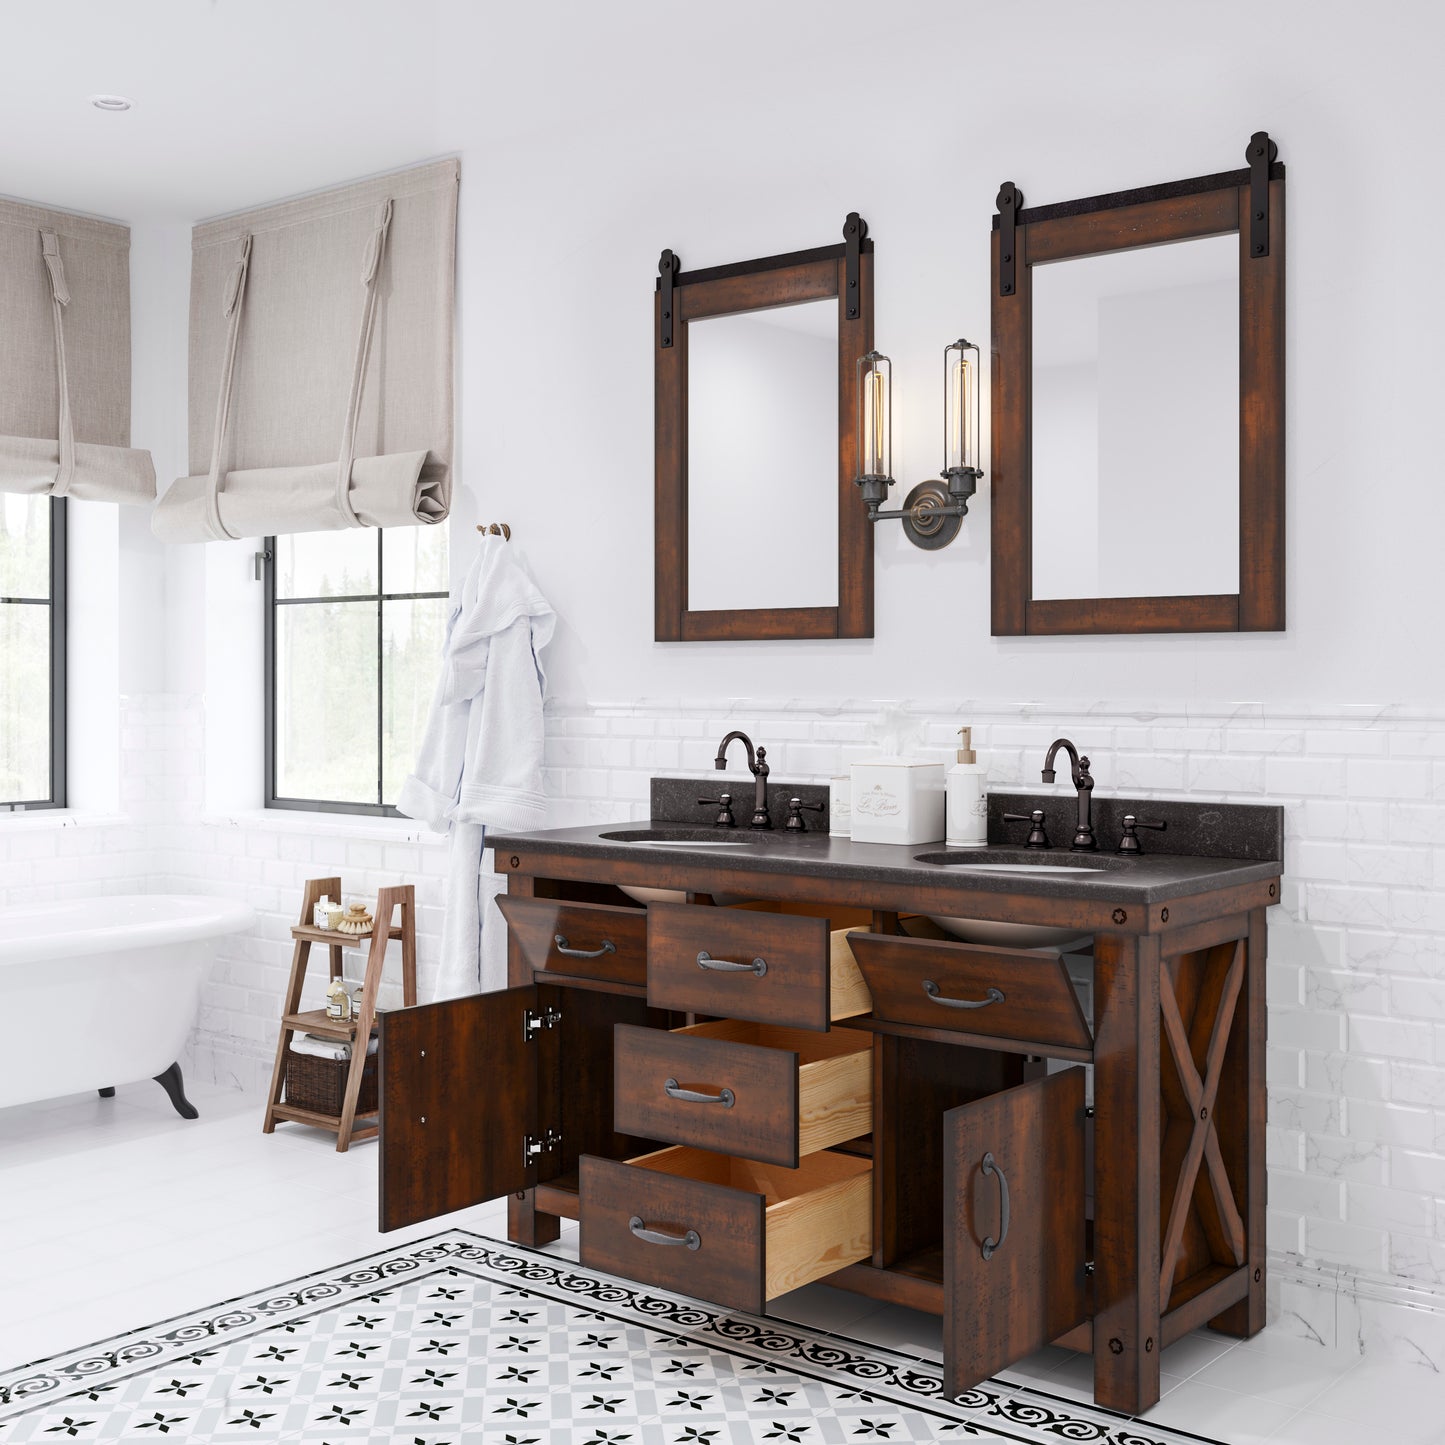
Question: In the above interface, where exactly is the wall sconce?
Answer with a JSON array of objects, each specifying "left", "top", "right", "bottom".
[{"left": 854, "top": 338, "right": 983, "bottom": 549}]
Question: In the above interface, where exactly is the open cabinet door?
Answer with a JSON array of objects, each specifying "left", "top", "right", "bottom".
[
  {"left": 379, "top": 985, "right": 538, "bottom": 1231},
  {"left": 944, "top": 1067, "right": 1088, "bottom": 1396}
]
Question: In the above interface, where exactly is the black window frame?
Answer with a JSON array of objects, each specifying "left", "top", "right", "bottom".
[
  {"left": 1, "top": 495, "right": 66, "bottom": 812},
  {"left": 263, "top": 529, "right": 448, "bottom": 817}
]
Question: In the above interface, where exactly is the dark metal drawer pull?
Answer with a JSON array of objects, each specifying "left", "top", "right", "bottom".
[
  {"left": 554, "top": 933, "right": 616, "bottom": 960},
  {"left": 696, "top": 951, "right": 767, "bottom": 977},
  {"left": 628, "top": 1215, "right": 701, "bottom": 1250},
  {"left": 664, "top": 1077, "right": 736, "bottom": 1107},
  {"left": 922, "top": 979, "right": 1005, "bottom": 1009},
  {"left": 980, "top": 1151, "right": 1011, "bottom": 1261}
]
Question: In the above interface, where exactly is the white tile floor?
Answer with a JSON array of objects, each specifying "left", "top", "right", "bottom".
[{"left": 1, "top": 1081, "right": 1441, "bottom": 1443}]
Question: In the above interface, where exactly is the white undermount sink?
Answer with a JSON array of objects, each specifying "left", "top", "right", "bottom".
[
  {"left": 911, "top": 851, "right": 1107, "bottom": 949},
  {"left": 599, "top": 826, "right": 764, "bottom": 906}
]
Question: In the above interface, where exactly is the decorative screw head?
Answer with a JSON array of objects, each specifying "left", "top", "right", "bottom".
[
  {"left": 510, "top": 855, "right": 520, "bottom": 868},
  {"left": 1002, "top": 252, "right": 1012, "bottom": 263},
  {"left": 1109, "top": 1337, "right": 1123, "bottom": 1354},
  {"left": 1112, "top": 908, "right": 1127, "bottom": 925},
  {"left": 1161, "top": 907, "right": 1170, "bottom": 923}
]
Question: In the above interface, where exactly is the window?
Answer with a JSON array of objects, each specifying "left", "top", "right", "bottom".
[
  {"left": 264, "top": 527, "right": 449, "bottom": 815},
  {"left": 0, "top": 495, "right": 65, "bottom": 810}
]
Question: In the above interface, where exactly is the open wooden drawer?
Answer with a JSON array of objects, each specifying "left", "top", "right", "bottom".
[
  {"left": 647, "top": 902, "right": 870, "bottom": 1031},
  {"left": 848, "top": 929, "right": 1091, "bottom": 1056},
  {"left": 496, "top": 895, "right": 647, "bottom": 988},
  {"left": 580, "top": 1146, "right": 873, "bottom": 1313},
  {"left": 613, "top": 1020, "right": 872, "bottom": 1168}
]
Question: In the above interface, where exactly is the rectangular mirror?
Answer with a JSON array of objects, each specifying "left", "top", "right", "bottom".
[
  {"left": 686, "top": 300, "right": 839, "bottom": 612},
  {"left": 991, "top": 139, "right": 1285, "bottom": 635},
  {"left": 655, "top": 218, "right": 874, "bottom": 642},
  {"left": 1032, "top": 234, "right": 1239, "bottom": 600}
]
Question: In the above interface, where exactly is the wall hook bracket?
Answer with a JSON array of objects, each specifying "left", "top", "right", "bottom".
[
  {"left": 996, "top": 181, "right": 1022, "bottom": 296},
  {"left": 658, "top": 248, "right": 680, "bottom": 349},
  {"left": 1247, "top": 131, "right": 1278, "bottom": 259},
  {"left": 844, "top": 212, "right": 868, "bottom": 320}
]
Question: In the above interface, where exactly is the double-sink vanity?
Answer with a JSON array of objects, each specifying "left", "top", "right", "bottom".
[{"left": 377, "top": 736, "right": 1282, "bottom": 1416}]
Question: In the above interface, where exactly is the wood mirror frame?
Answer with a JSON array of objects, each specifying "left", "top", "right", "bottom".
[
  {"left": 990, "top": 139, "right": 1285, "bottom": 636},
  {"left": 654, "top": 216, "right": 875, "bottom": 642}
]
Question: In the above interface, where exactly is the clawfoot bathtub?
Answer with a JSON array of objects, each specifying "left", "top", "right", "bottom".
[{"left": 0, "top": 894, "right": 255, "bottom": 1116}]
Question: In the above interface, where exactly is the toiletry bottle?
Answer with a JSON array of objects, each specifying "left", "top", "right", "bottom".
[
  {"left": 313, "top": 895, "right": 332, "bottom": 929},
  {"left": 945, "top": 727, "right": 989, "bottom": 848}
]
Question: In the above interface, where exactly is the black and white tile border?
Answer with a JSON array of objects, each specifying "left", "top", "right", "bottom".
[{"left": 0, "top": 1231, "right": 1227, "bottom": 1445}]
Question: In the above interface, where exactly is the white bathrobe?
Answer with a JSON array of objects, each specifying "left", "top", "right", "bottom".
[{"left": 397, "top": 534, "right": 555, "bottom": 999}]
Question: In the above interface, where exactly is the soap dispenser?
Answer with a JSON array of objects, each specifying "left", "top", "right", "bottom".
[{"left": 945, "top": 727, "right": 988, "bottom": 848}]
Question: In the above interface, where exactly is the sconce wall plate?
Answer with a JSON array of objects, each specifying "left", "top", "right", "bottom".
[{"left": 901, "top": 480, "right": 964, "bottom": 549}]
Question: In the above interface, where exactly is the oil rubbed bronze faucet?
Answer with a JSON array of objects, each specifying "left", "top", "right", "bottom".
[
  {"left": 715, "top": 730, "right": 772, "bottom": 829},
  {"left": 1042, "top": 737, "right": 1097, "bottom": 851}
]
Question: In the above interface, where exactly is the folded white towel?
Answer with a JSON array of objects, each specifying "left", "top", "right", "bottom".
[{"left": 290, "top": 1033, "right": 379, "bottom": 1062}]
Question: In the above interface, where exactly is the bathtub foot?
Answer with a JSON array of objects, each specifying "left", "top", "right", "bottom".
[
  {"left": 98, "top": 1087, "right": 115, "bottom": 1098},
  {"left": 153, "top": 1062, "right": 199, "bottom": 1120}
]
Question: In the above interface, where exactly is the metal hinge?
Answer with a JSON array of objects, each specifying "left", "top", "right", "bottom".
[
  {"left": 523, "top": 1128, "right": 562, "bottom": 1169},
  {"left": 996, "top": 181, "right": 1022, "bottom": 297},
  {"left": 523, "top": 1005, "right": 562, "bottom": 1042},
  {"left": 1247, "top": 130, "right": 1278, "bottom": 259},
  {"left": 658, "top": 249, "right": 680, "bottom": 349},
  {"left": 843, "top": 211, "right": 868, "bottom": 320}
]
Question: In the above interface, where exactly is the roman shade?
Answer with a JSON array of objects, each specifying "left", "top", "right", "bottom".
[
  {"left": 153, "top": 158, "right": 458, "bottom": 543},
  {"left": 0, "top": 198, "right": 155, "bottom": 504}
]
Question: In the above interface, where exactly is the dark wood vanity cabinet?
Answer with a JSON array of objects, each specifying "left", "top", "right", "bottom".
[{"left": 378, "top": 843, "right": 1276, "bottom": 1419}]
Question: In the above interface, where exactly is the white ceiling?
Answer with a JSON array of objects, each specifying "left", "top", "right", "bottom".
[{"left": 0, "top": 0, "right": 444, "bottom": 222}]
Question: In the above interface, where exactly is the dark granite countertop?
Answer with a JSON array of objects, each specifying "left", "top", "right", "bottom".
[{"left": 488, "top": 823, "right": 1282, "bottom": 907}]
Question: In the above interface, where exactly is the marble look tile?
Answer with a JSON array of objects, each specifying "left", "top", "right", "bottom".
[
  {"left": 1143, "top": 1379, "right": 1300, "bottom": 1443},
  {"left": 1190, "top": 1332, "right": 1356, "bottom": 1410},
  {"left": 1308, "top": 1358, "right": 1445, "bottom": 1437}
]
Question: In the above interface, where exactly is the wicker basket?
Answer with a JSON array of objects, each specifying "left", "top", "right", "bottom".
[{"left": 285, "top": 1047, "right": 378, "bottom": 1117}]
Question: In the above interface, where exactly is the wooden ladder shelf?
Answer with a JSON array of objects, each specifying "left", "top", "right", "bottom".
[{"left": 262, "top": 876, "right": 417, "bottom": 1151}]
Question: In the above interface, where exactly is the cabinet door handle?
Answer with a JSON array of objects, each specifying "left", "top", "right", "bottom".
[
  {"left": 980, "top": 1151, "right": 1011, "bottom": 1260},
  {"left": 628, "top": 1215, "right": 701, "bottom": 1250},
  {"left": 664, "top": 1077, "right": 735, "bottom": 1107},
  {"left": 554, "top": 933, "right": 616, "bottom": 960},
  {"left": 696, "top": 951, "right": 768, "bottom": 977},
  {"left": 922, "top": 979, "right": 1005, "bottom": 1009}
]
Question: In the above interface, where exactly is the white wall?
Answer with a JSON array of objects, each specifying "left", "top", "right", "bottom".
[{"left": 438, "top": 0, "right": 1445, "bottom": 703}]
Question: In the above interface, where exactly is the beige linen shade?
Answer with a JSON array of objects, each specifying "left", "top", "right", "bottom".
[
  {"left": 0, "top": 197, "right": 156, "bottom": 504},
  {"left": 153, "top": 158, "right": 458, "bottom": 543}
]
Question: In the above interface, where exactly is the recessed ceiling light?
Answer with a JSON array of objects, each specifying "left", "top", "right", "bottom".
[{"left": 89, "top": 94, "right": 133, "bottom": 112}]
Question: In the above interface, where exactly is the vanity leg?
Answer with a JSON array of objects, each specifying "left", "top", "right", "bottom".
[
  {"left": 1209, "top": 906, "right": 1268, "bottom": 1338},
  {"left": 508, "top": 1190, "right": 561, "bottom": 1248},
  {"left": 1092, "top": 931, "right": 1162, "bottom": 1415}
]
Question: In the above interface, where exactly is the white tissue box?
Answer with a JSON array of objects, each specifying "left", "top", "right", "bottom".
[{"left": 849, "top": 758, "right": 946, "bottom": 845}]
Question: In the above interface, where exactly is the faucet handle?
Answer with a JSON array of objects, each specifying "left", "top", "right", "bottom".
[
  {"left": 698, "top": 793, "right": 736, "bottom": 828},
  {"left": 1117, "top": 815, "right": 1167, "bottom": 854},
  {"left": 785, "top": 797, "right": 825, "bottom": 832},
  {"left": 1003, "top": 809, "right": 1051, "bottom": 849}
]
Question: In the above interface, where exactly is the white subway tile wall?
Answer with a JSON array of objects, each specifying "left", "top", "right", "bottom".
[{"left": 2, "top": 694, "right": 1443, "bottom": 1330}]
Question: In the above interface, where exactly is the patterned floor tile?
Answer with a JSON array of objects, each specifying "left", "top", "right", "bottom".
[{"left": 0, "top": 1233, "right": 1228, "bottom": 1445}]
